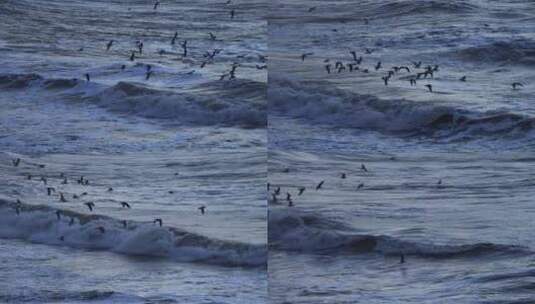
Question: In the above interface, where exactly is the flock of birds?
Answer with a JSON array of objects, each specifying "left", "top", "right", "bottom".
[
  {"left": 8, "top": 157, "right": 207, "bottom": 239},
  {"left": 268, "top": 163, "right": 446, "bottom": 264},
  {"left": 268, "top": 162, "right": 444, "bottom": 207},
  {"left": 301, "top": 49, "right": 526, "bottom": 93},
  {"left": 297, "top": 15, "right": 527, "bottom": 93},
  {"left": 79, "top": 0, "right": 267, "bottom": 84},
  {"left": 5, "top": 1, "right": 530, "bottom": 267},
  {"left": 3, "top": 1, "right": 266, "bottom": 246},
  {"left": 268, "top": 163, "right": 373, "bottom": 208}
]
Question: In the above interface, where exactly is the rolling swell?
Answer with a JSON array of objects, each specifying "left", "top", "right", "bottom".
[
  {"left": 270, "top": 0, "right": 476, "bottom": 23},
  {"left": 270, "top": 77, "right": 535, "bottom": 140},
  {"left": 0, "top": 290, "right": 143, "bottom": 304},
  {"left": 372, "top": 0, "right": 477, "bottom": 18},
  {"left": 454, "top": 39, "right": 535, "bottom": 66},
  {"left": 0, "top": 73, "right": 44, "bottom": 89},
  {"left": 0, "top": 199, "right": 266, "bottom": 267},
  {"left": 269, "top": 208, "right": 528, "bottom": 258},
  {"left": 0, "top": 73, "right": 266, "bottom": 128}
]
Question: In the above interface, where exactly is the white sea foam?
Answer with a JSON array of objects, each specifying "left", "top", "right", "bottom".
[{"left": 0, "top": 199, "right": 266, "bottom": 267}]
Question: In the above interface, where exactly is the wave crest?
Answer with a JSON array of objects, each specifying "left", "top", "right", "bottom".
[
  {"left": 0, "top": 73, "right": 43, "bottom": 89},
  {"left": 269, "top": 77, "right": 535, "bottom": 140},
  {"left": 269, "top": 209, "right": 528, "bottom": 258},
  {"left": 455, "top": 40, "right": 535, "bottom": 66},
  {"left": 0, "top": 199, "right": 266, "bottom": 267},
  {"left": 375, "top": 0, "right": 477, "bottom": 18},
  {"left": 0, "top": 73, "right": 266, "bottom": 128}
]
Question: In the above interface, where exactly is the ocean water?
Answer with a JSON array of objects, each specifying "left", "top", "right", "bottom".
[
  {"left": 268, "top": 0, "right": 535, "bottom": 303},
  {"left": 0, "top": 0, "right": 267, "bottom": 303},
  {"left": 3, "top": 0, "right": 535, "bottom": 303}
]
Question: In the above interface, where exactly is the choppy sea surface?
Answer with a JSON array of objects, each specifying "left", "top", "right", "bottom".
[
  {"left": 268, "top": 0, "right": 535, "bottom": 303},
  {"left": 3, "top": 0, "right": 535, "bottom": 303},
  {"left": 0, "top": 0, "right": 267, "bottom": 303}
]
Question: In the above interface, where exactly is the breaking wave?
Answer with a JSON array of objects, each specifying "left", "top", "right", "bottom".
[
  {"left": 269, "top": 77, "right": 535, "bottom": 140},
  {"left": 0, "top": 73, "right": 266, "bottom": 128},
  {"left": 0, "top": 199, "right": 266, "bottom": 267}
]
